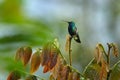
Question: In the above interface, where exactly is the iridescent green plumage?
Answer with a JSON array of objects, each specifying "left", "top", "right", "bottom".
[{"left": 67, "top": 21, "right": 81, "bottom": 43}]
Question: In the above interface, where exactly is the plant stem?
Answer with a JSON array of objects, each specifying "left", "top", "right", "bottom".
[
  {"left": 107, "top": 43, "right": 111, "bottom": 65},
  {"left": 106, "top": 43, "right": 112, "bottom": 80},
  {"left": 83, "top": 58, "right": 95, "bottom": 74},
  {"left": 69, "top": 65, "right": 84, "bottom": 77},
  {"left": 16, "top": 69, "right": 45, "bottom": 80},
  {"left": 58, "top": 48, "right": 67, "bottom": 64},
  {"left": 69, "top": 37, "right": 72, "bottom": 66},
  {"left": 99, "top": 43, "right": 107, "bottom": 58},
  {"left": 107, "top": 54, "right": 120, "bottom": 80},
  {"left": 111, "top": 60, "right": 120, "bottom": 69},
  {"left": 107, "top": 70, "right": 111, "bottom": 80},
  {"left": 53, "top": 43, "right": 67, "bottom": 64}
]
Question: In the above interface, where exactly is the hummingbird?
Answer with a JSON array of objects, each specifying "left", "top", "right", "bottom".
[{"left": 67, "top": 21, "right": 81, "bottom": 43}]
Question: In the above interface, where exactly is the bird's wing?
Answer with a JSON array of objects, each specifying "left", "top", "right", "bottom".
[
  {"left": 72, "top": 26, "right": 77, "bottom": 35},
  {"left": 74, "top": 26, "right": 77, "bottom": 33}
]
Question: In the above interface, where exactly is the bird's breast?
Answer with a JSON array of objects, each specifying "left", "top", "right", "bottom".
[{"left": 68, "top": 26, "right": 76, "bottom": 36}]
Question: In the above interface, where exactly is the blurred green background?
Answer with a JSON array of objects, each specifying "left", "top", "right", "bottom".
[{"left": 0, "top": 0, "right": 120, "bottom": 79}]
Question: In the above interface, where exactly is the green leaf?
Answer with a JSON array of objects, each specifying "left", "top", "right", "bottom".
[
  {"left": 0, "top": 0, "right": 23, "bottom": 23},
  {"left": 83, "top": 58, "right": 101, "bottom": 80},
  {"left": 110, "top": 60, "right": 120, "bottom": 80}
]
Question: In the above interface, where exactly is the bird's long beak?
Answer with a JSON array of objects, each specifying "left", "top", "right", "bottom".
[{"left": 62, "top": 20, "right": 69, "bottom": 23}]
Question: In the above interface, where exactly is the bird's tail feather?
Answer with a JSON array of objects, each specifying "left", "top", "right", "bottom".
[{"left": 74, "top": 33, "right": 81, "bottom": 43}]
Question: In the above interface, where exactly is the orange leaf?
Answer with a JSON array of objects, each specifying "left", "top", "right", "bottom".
[
  {"left": 49, "top": 50, "right": 58, "bottom": 69},
  {"left": 68, "top": 72, "right": 73, "bottom": 80},
  {"left": 95, "top": 43, "right": 104, "bottom": 64},
  {"left": 111, "top": 43, "right": 119, "bottom": 57},
  {"left": 23, "top": 47, "right": 32, "bottom": 66},
  {"left": 50, "top": 56, "right": 64, "bottom": 79},
  {"left": 99, "top": 60, "right": 108, "bottom": 80},
  {"left": 72, "top": 72, "right": 80, "bottom": 80},
  {"left": 43, "top": 65, "right": 50, "bottom": 73},
  {"left": 15, "top": 46, "right": 32, "bottom": 66},
  {"left": 95, "top": 46, "right": 102, "bottom": 64},
  {"left": 41, "top": 43, "right": 51, "bottom": 66},
  {"left": 7, "top": 71, "right": 21, "bottom": 80},
  {"left": 51, "top": 64, "right": 70, "bottom": 80},
  {"left": 68, "top": 72, "right": 80, "bottom": 80},
  {"left": 59, "top": 65, "right": 70, "bottom": 80},
  {"left": 15, "top": 47, "right": 24, "bottom": 61},
  {"left": 43, "top": 53, "right": 58, "bottom": 73},
  {"left": 30, "top": 51, "right": 41, "bottom": 74},
  {"left": 41, "top": 42, "right": 59, "bottom": 73}
]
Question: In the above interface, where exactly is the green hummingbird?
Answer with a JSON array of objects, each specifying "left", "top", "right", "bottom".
[{"left": 67, "top": 21, "right": 81, "bottom": 43}]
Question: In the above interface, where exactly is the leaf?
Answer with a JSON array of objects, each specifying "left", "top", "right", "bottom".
[
  {"left": 72, "top": 72, "right": 80, "bottom": 80},
  {"left": 1, "top": 0, "right": 23, "bottom": 23},
  {"left": 83, "top": 58, "right": 101, "bottom": 80},
  {"left": 50, "top": 50, "right": 58, "bottom": 69},
  {"left": 99, "top": 60, "right": 108, "bottom": 80},
  {"left": 68, "top": 72, "right": 73, "bottom": 80},
  {"left": 41, "top": 42, "right": 59, "bottom": 73},
  {"left": 43, "top": 50, "right": 58, "bottom": 73},
  {"left": 7, "top": 70, "right": 21, "bottom": 80},
  {"left": 95, "top": 43, "right": 105, "bottom": 64},
  {"left": 50, "top": 56, "right": 66, "bottom": 79},
  {"left": 41, "top": 43, "right": 51, "bottom": 66},
  {"left": 68, "top": 72, "right": 80, "bottom": 80},
  {"left": 111, "top": 43, "right": 119, "bottom": 57},
  {"left": 43, "top": 65, "right": 50, "bottom": 73},
  {"left": 57, "top": 65, "right": 70, "bottom": 80},
  {"left": 110, "top": 60, "right": 120, "bottom": 80},
  {"left": 23, "top": 47, "right": 32, "bottom": 66},
  {"left": 95, "top": 46, "right": 102, "bottom": 64},
  {"left": 15, "top": 46, "right": 32, "bottom": 66},
  {"left": 61, "top": 65, "right": 71, "bottom": 80},
  {"left": 25, "top": 75, "right": 37, "bottom": 80},
  {"left": 52, "top": 64, "right": 70, "bottom": 80},
  {"left": 30, "top": 51, "right": 41, "bottom": 74},
  {"left": 83, "top": 58, "right": 108, "bottom": 80},
  {"left": 15, "top": 47, "right": 24, "bottom": 61},
  {"left": 49, "top": 74, "right": 55, "bottom": 80}
]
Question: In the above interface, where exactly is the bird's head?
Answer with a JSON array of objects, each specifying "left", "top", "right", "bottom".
[
  {"left": 67, "top": 21, "right": 75, "bottom": 27},
  {"left": 63, "top": 21, "right": 75, "bottom": 26}
]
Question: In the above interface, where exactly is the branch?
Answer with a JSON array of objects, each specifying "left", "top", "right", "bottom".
[
  {"left": 69, "top": 37, "right": 72, "bottom": 66},
  {"left": 68, "top": 65, "right": 84, "bottom": 77},
  {"left": 106, "top": 43, "right": 112, "bottom": 80},
  {"left": 53, "top": 42, "right": 67, "bottom": 64},
  {"left": 83, "top": 58, "right": 95, "bottom": 74}
]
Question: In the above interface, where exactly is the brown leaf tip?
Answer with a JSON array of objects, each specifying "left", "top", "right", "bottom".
[
  {"left": 7, "top": 71, "right": 21, "bottom": 80},
  {"left": 30, "top": 51, "right": 41, "bottom": 74},
  {"left": 15, "top": 46, "right": 32, "bottom": 66},
  {"left": 95, "top": 43, "right": 104, "bottom": 64},
  {"left": 111, "top": 43, "right": 119, "bottom": 57}
]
